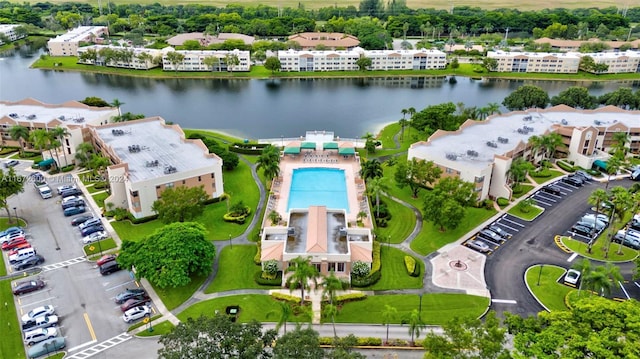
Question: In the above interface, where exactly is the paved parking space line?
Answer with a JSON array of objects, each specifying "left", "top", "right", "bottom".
[
  {"left": 495, "top": 222, "right": 520, "bottom": 233},
  {"left": 567, "top": 232, "right": 592, "bottom": 241},
  {"left": 535, "top": 193, "right": 558, "bottom": 202},
  {"left": 501, "top": 217, "right": 525, "bottom": 228},
  {"left": 105, "top": 280, "right": 135, "bottom": 292},
  {"left": 84, "top": 312, "right": 97, "bottom": 341},
  {"left": 567, "top": 253, "right": 578, "bottom": 262},
  {"left": 634, "top": 282, "right": 640, "bottom": 289},
  {"left": 491, "top": 299, "right": 517, "bottom": 304},
  {"left": 619, "top": 281, "right": 630, "bottom": 299},
  {"left": 19, "top": 296, "right": 57, "bottom": 308},
  {"left": 534, "top": 199, "right": 553, "bottom": 207}
]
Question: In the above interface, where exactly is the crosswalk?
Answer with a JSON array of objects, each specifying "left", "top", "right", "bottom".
[
  {"left": 65, "top": 333, "right": 132, "bottom": 359},
  {"left": 41, "top": 256, "right": 87, "bottom": 272}
]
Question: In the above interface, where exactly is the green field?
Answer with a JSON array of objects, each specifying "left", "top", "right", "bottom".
[{"left": 525, "top": 265, "right": 574, "bottom": 311}]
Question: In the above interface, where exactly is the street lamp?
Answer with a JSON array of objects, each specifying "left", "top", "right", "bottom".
[
  {"left": 13, "top": 207, "right": 17, "bottom": 224},
  {"left": 228, "top": 234, "right": 232, "bottom": 249},
  {"left": 146, "top": 312, "right": 154, "bottom": 333},
  {"left": 418, "top": 293, "right": 424, "bottom": 314}
]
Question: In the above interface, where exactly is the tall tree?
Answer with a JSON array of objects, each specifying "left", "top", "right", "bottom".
[
  {"left": 355, "top": 56, "right": 372, "bottom": 71},
  {"left": 366, "top": 176, "right": 388, "bottom": 218},
  {"left": 275, "top": 301, "right": 292, "bottom": 334},
  {"left": 611, "top": 131, "right": 630, "bottom": 157},
  {"left": 502, "top": 85, "right": 550, "bottom": 111},
  {"left": 151, "top": 185, "right": 209, "bottom": 223},
  {"left": 394, "top": 158, "right": 442, "bottom": 198},
  {"left": 166, "top": 51, "right": 185, "bottom": 72},
  {"left": 9, "top": 125, "right": 30, "bottom": 156},
  {"left": 256, "top": 145, "right": 281, "bottom": 186},
  {"left": 507, "top": 158, "right": 534, "bottom": 190},
  {"left": 224, "top": 53, "right": 240, "bottom": 72},
  {"left": 158, "top": 314, "right": 276, "bottom": 359},
  {"left": 110, "top": 98, "right": 124, "bottom": 117},
  {"left": 423, "top": 177, "right": 475, "bottom": 232},
  {"left": 0, "top": 167, "right": 25, "bottom": 222},
  {"left": 587, "top": 188, "right": 609, "bottom": 252},
  {"left": 75, "top": 142, "right": 95, "bottom": 167},
  {"left": 88, "top": 153, "right": 111, "bottom": 181},
  {"left": 285, "top": 256, "right": 319, "bottom": 304},
  {"left": 273, "top": 325, "right": 324, "bottom": 359},
  {"left": 571, "top": 258, "right": 592, "bottom": 297},
  {"left": 203, "top": 56, "right": 221, "bottom": 72},
  {"left": 118, "top": 222, "right": 215, "bottom": 288},
  {"left": 381, "top": 305, "right": 398, "bottom": 345},
  {"left": 49, "top": 126, "right": 70, "bottom": 167},
  {"left": 407, "top": 309, "right": 425, "bottom": 346},
  {"left": 550, "top": 86, "right": 597, "bottom": 109},
  {"left": 28, "top": 128, "right": 49, "bottom": 154},
  {"left": 359, "top": 159, "right": 383, "bottom": 181},
  {"left": 264, "top": 56, "right": 282, "bottom": 74}
]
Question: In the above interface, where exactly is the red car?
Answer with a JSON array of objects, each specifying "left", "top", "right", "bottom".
[
  {"left": 13, "top": 279, "right": 45, "bottom": 295},
  {"left": 8, "top": 242, "right": 32, "bottom": 255},
  {"left": 96, "top": 254, "right": 117, "bottom": 266},
  {"left": 2, "top": 237, "right": 27, "bottom": 250}
]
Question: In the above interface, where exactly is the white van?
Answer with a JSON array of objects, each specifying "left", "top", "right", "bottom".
[
  {"left": 37, "top": 186, "right": 52, "bottom": 199},
  {"left": 9, "top": 248, "right": 36, "bottom": 264}
]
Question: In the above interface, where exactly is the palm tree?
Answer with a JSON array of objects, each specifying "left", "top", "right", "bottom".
[
  {"left": 224, "top": 53, "right": 240, "bottom": 72},
  {"left": 571, "top": 258, "right": 592, "bottom": 297},
  {"left": 275, "top": 301, "right": 292, "bottom": 334},
  {"left": 285, "top": 256, "right": 319, "bottom": 304},
  {"left": 587, "top": 188, "right": 609, "bottom": 252},
  {"left": 9, "top": 125, "right": 30, "bottom": 156},
  {"left": 359, "top": 159, "right": 383, "bottom": 181},
  {"left": 366, "top": 177, "right": 388, "bottom": 218},
  {"left": 268, "top": 210, "right": 282, "bottom": 225},
  {"left": 321, "top": 272, "right": 344, "bottom": 306},
  {"left": 29, "top": 128, "right": 50, "bottom": 155},
  {"left": 256, "top": 145, "right": 281, "bottom": 187},
  {"left": 611, "top": 131, "right": 630, "bottom": 157},
  {"left": 381, "top": 305, "right": 398, "bottom": 345},
  {"left": 49, "top": 126, "right": 70, "bottom": 167},
  {"left": 46, "top": 132, "right": 62, "bottom": 169},
  {"left": 110, "top": 98, "right": 124, "bottom": 117},
  {"left": 407, "top": 107, "right": 416, "bottom": 139},
  {"left": 485, "top": 102, "right": 501, "bottom": 116},
  {"left": 586, "top": 263, "right": 623, "bottom": 296},
  {"left": 89, "top": 153, "right": 111, "bottom": 181},
  {"left": 542, "top": 132, "right": 565, "bottom": 161},
  {"left": 398, "top": 118, "right": 408, "bottom": 141},
  {"left": 528, "top": 135, "right": 544, "bottom": 163},
  {"left": 604, "top": 155, "right": 623, "bottom": 190},
  {"left": 605, "top": 186, "right": 632, "bottom": 258},
  {"left": 323, "top": 303, "right": 339, "bottom": 338},
  {"left": 75, "top": 142, "right": 95, "bottom": 167},
  {"left": 407, "top": 309, "right": 425, "bottom": 346}
]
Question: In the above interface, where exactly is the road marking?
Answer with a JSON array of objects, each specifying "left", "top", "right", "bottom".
[
  {"left": 105, "top": 280, "right": 135, "bottom": 292},
  {"left": 535, "top": 193, "right": 558, "bottom": 202},
  {"left": 65, "top": 333, "right": 132, "bottom": 359},
  {"left": 619, "top": 281, "right": 630, "bottom": 300},
  {"left": 502, "top": 217, "right": 525, "bottom": 228},
  {"left": 496, "top": 222, "right": 520, "bottom": 233},
  {"left": 42, "top": 256, "right": 87, "bottom": 272},
  {"left": 492, "top": 299, "right": 517, "bottom": 304},
  {"left": 83, "top": 312, "right": 97, "bottom": 342},
  {"left": 534, "top": 199, "right": 553, "bottom": 207},
  {"left": 19, "top": 296, "right": 57, "bottom": 308},
  {"left": 67, "top": 340, "right": 98, "bottom": 353},
  {"left": 554, "top": 235, "right": 573, "bottom": 253},
  {"left": 567, "top": 253, "right": 578, "bottom": 262}
]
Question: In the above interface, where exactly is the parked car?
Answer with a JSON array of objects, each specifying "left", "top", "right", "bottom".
[
  {"left": 574, "top": 170, "right": 593, "bottom": 181},
  {"left": 60, "top": 188, "right": 82, "bottom": 198},
  {"left": 579, "top": 216, "right": 607, "bottom": 230},
  {"left": 27, "top": 337, "right": 66, "bottom": 358},
  {"left": 115, "top": 288, "right": 148, "bottom": 304},
  {"left": 2, "top": 237, "right": 28, "bottom": 250},
  {"left": 571, "top": 224, "right": 594, "bottom": 237},
  {"left": 13, "top": 255, "right": 45, "bottom": 271},
  {"left": 5, "top": 159, "right": 19, "bottom": 168},
  {"left": 13, "top": 279, "right": 46, "bottom": 295},
  {"left": 565, "top": 269, "right": 581, "bottom": 285},
  {"left": 540, "top": 185, "right": 562, "bottom": 196},
  {"left": 81, "top": 225, "right": 104, "bottom": 237},
  {"left": 120, "top": 297, "right": 151, "bottom": 312},
  {"left": 466, "top": 239, "right": 490, "bottom": 253},
  {"left": 63, "top": 206, "right": 86, "bottom": 217},
  {"left": 122, "top": 305, "right": 151, "bottom": 323},
  {"left": 79, "top": 218, "right": 101, "bottom": 230},
  {"left": 562, "top": 176, "right": 583, "bottom": 187},
  {"left": 0, "top": 230, "right": 26, "bottom": 244},
  {"left": 630, "top": 220, "right": 640, "bottom": 232},
  {"left": 24, "top": 327, "right": 57, "bottom": 346},
  {"left": 478, "top": 229, "right": 506, "bottom": 244},
  {"left": 21, "top": 305, "right": 55, "bottom": 324},
  {"left": 8, "top": 243, "right": 33, "bottom": 256},
  {"left": 99, "top": 260, "right": 121, "bottom": 276},
  {"left": 96, "top": 254, "right": 117, "bottom": 266},
  {"left": 615, "top": 229, "right": 640, "bottom": 242},
  {"left": 21, "top": 315, "right": 58, "bottom": 332},
  {"left": 487, "top": 225, "right": 511, "bottom": 239},
  {"left": 82, "top": 231, "right": 108, "bottom": 244},
  {"left": 61, "top": 199, "right": 85, "bottom": 210},
  {"left": 583, "top": 213, "right": 610, "bottom": 224},
  {"left": 56, "top": 185, "right": 76, "bottom": 195},
  {"left": 71, "top": 215, "right": 93, "bottom": 226},
  {"left": 612, "top": 232, "right": 640, "bottom": 250},
  {"left": 9, "top": 247, "right": 37, "bottom": 264},
  {"left": 61, "top": 195, "right": 82, "bottom": 203}
]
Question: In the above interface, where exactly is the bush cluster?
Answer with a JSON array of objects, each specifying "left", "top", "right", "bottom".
[
  {"left": 531, "top": 169, "right": 552, "bottom": 178},
  {"left": 253, "top": 242, "right": 262, "bottom": 265},
  {"left": 557, "top": 160, "right": 577, "bottom": 172},
  {"left": 271, "top": 292, "right": 301, "bottom": 303},
  {"left": 254, "top": 270, "right": 282, "bottom": 286},
  {"left": 223, "top": 206, "right": 251, "bottom": 224},
  {"left": 334, "top": 292, "right": 366, "bottom": 303},
  {"left": 404, "top": 255, "right": 419, "bottom": 277},
  {"left": 187, "top": 133, "right": 239, "bottom": 170},
  {"left": 497, "top": 197, "right": 510, "bottom": 207},
  {"left": 351, "top": 242, "right": 381, "bottom": 287},
  {"left": 372, "top": 201, "right": 392, "bottom": 227}
]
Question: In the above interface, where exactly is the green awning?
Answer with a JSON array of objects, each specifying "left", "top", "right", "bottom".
[
  {"left": 284, "top": 147, "right": 300, "bottom": 155},
  {"left": 301, "top": 142, "right": 316, "bottom": 150},
  {"left": 323, "top": 142, "right": 339, "bottom": 150},
  {"left": 338, "top": 147, "right": 355, "bottom": 155},
  {"left": 38, "top": 158, "right": 55, "bottom": 167},
  {"left": 593, "top": 160, "right": 607, "bottom": 170}
]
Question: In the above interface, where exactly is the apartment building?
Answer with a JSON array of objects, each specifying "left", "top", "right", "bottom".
[
  {"left": 534, "top": 37, "right": 640, "bottom": 52},
  {"left": 278, "top": 48, "right": 447, "bottom": 72},
  {"left": 162, "top": 48, "right": 251, "bottom": 72},
  {"left": 581, "top": 51, "right": 640, "bottom": 73},
  {"left": 90, "top": 117, "right": 224, "bottom": 219},
  {"left": 408, "top": 106, "right": 640, "bottom": 201},
  {"left": 487, "top": 51, "right": 581, "bottom": 73},
  {"left": 77, "top": 45, "right": 164, "bottom": 70},
  {"left": 167, "top": 32, "right": 255, "bottom": 47},
  {"left": 0, "top": 24, "right": 27, "bottom": 44},
  {"left": 288, "top": 32, "right": 360, "bottom": 50},
  {"left": 0, "top": 98, "right": 118, "bottom": 167},
  {"left": 47, "top": 26, "right": 109, "bottom": 56}
]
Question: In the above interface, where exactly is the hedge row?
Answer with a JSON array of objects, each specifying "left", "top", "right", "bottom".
[
  {"left": 334, "top": 292, "right": 366, "bottom": 303},
  {"left": 0, "top": 147, "right": 19, "bottom": 155},
  {"left": 254, "top": 241, "right": 262, "bottom": 265},
  {"left": 530, "top": 169, "right": 552, "bottom": 178},
  {"left": 228, "top": 143, "right": 271, "bottom": 155},
  {"left": 557, "top": 160, "right": 576, "bottom": 172},
  {"left": 497, "top": 197, "right": 510, "bottom": 207},
  {"left": 223, "top": 206, "right": 251, "bottom": 224},
  {"left": 319, "top": 337, "right": 383, "bottom": 346},
  {"left": 352, "top": 241, "right": 382, "bottom": 287},
  {"left": 254, "top": 270, "right": 282, "bottom": 286},
  {"left": 404, "top": 256, "right": 419, "bottom": 277},
  {"left": 271, "top": 292, "right": 301, "bottom": 304}
]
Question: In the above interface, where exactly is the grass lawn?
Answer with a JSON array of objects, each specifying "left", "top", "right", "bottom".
[
  {"left": 0, "top": 279, "right": 25, "bottom": 359},
  {"left": 83, "top": 238, "right": 117, "bottom": 256},
  {"left": 336, "top": 294, "right": 489, "bottom": 325},
  {"left": 177, "top": 294, "right": 311, "bottom": 323},
  {"left": 508, "top": 205, "right": 544, "bottom": 221},
  {"left": 128, "top": 314, "right": 161, "bottom": 332},
  {"left": 183, "top": 129, "right": 241, "bottom": 145},
  {"left": 411, "top": 207, "right": 497, "bottom": 256},
  {"left": 561, "top": 236, "right": 638, "bottom": 262},
  {"left": 511, "top": 184, "right": 535, "bottom": 199},
  {"left": 205, "top": 245, "right": 272, "bottom": 293},
  {"left": 525, "top": 265, "right": 574, "bottom": 312},
  {"left": 376, "top": 195, "right": 415, "bottom": 244},
  {"left": 92, "top": 191, "right": 109, "bottom": 208},
  {"left": 152, "top": 273, "right": 208, "bottom": 311},
  {"left": 365, "top": 247, "right": 424, "bottom": 290},
  {"left": 530, "top": 169, "right": 564, "bottom": 184},
  {"left": 137, "top": 320, "right": 175, "bottom": 337}
]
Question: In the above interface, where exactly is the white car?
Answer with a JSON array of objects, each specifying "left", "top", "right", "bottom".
[
  {"left": 21, "top": 305, "right": 55, "bottom": 324},
  {"left": 24, "top": 327, "right": 58, "bottom": 346},
  {"left": 0, "top": 231, "right": 25, "bottom": 244},
  {"left": 466, "top": 239, "right": 490, "bottom": 253},
  {"left": 565, "top": 269, "right": 581, "bottom": 285},
  {"left": 122, "top": 305, "right": 151, "bottom": 323},
  {"left": 82, "top": 231, "right": 108, "bottom": 244},
  {"left": 61, "top": 195, "right": 82, "bottom": 203}
]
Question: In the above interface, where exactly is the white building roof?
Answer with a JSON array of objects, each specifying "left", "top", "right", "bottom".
[
  {"left": 94, "top": 118, "right": 219, "bottom": 182},
  {"left": 488, "top": 51, "right": 580, "bottom": 60},
  {"left": 410, "top": 106, "right": 640, "bottom": 170},
  {"left": 584, "top": 50, "right": 640, "bottom": 59},
  {"left": 49, "top": 26, "right": 106, "bottom": 43},
  {"left": 0, "top": 98, "right": 116, "bottom": 126}
]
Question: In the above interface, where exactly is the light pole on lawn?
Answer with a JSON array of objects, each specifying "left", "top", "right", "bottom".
[
  {"left": 228, "top": 234, "right": 232, "bottom": 249},
  {"left": 537, "top": 264, "right": 544, "bottom": 286},
  {"left": 418, "top": 293, "right": 424, "bottom": 314},
  {"left": 13, "top": 207, "right": 17, "bottom": 224}
]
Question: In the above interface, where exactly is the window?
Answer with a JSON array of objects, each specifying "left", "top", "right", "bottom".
[
  {"left": 198, "top": 176, "right": 201, "bottom": 182},
  {"left": 328, "top": 263, "right": 336, "bottom": 272},
  {"left": 182, "top": 180, "right": 186, "bottom": 185},
  {"left": 130, "top": 190, "right": 139, "bottom": 197},
  {"left": 166, "top": 183, "right": 174, "bottom": 188},
  {"left": 314, "top": 263, "right": 321, "bottom": 272},
  {"left": 337, "top": 262, "right": 345, "bottom": 272}
]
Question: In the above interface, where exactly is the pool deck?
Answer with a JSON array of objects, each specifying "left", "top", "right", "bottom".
[{"left": 269, "top": 150, "right": 370, "bottom": 228}]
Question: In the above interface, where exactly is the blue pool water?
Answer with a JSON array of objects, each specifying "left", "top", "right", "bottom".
[{"left": 287, "top": 168, "right": 349, "bottom": 212}]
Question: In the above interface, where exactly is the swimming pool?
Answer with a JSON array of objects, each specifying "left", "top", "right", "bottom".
[{"left": 287, "top": 168, "right": 349, "bottom": 212}]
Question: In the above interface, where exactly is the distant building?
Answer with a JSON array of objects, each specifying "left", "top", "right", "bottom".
[
  {"left": 0, "top": 98, "right": 118, "bottom": 167},
  {"left": 167, "top": 32, "right": 255, "bottom": 47},
  {"left": 278, "top": 48, "right": 447, "bottom": 72},
  {"left": 162, "top": 48, "right": 251, "bottom": 72},
  {"left": 408, "top": 105, "right": 640, "bottom": 201},
  {"left": 0, "top": 24, "right": 27, "bottom": 45},
  {"left": 47, "top": 26, "right": 109, "bottom": 56},
  {"left": 580, "top": 51, "right": 640, "bottom": 73},
  {"left": 488, "top": 51, "right": 581, "bottom": 73},
  {"left": 89, "top": 117, "right": 224, "bottom": 219},
  {"left": 534, "top": 37, "right": 640, "bottom": 52},
  {"left": 77, "top": 45, "right": 164, "bottom": 70},
  {"left": 288, "top": 32, "right": 360, "bottom": 50}
]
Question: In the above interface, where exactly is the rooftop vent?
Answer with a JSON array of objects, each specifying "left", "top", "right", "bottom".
[
  {"left": 594, "top": 120, "right": 602, "bottom": 125},
  {"left": 128, "top": 144, "right": 141, "bottom": 153},
  {"left": 58, "top": 115, "right": 65, "bottom": 121},
  {"left": 146, "top": 160, "right": 159, "bottom": 167},
  {"left": 287, "top": 227, "right": 295, "bottom": 236},
  {"left": 446, "top": 153, "right": 458, "bottom": 161},
  {"left": 522, "top": 115, "right": 532, "bottom": 121},
  {"left": 561, "top": 119, "right": 568, "bottom": 125},
  {"left": 73, "top": 117, "right": 85, "bottom": 123},
  {"left": 486, "top": 141, "right": 498, "bottom": 148},
  {"left": 466, "top": 150, "right": 479, "bottom": 157},
  {"left": 27, "top": 114, "right": 36, "bottom": 120},
  {"left": 112, "top": 129, "right": 125, "bottom": 136},
  {"left": 497, "top": 137, "right": 509, "bottom": 144},
  {"left": 8, "top": 113, "right": 18, "bottom": 118},
  {"left": 163, "top": 165, "right": 177, "bottom": 174}
]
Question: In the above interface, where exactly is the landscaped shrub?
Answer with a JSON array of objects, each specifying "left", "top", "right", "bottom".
[
  {"left": 0, "top": 147, "right": 19, "bottom": 155},
  {"left": 254, "top": 270, "right": 282, "bottom": 286},
  {"left": 497, "top": 197, "right": 510, "bottom": 207},
  {"left": 223, "top": 201, "right": 251, "bottom": 224},
  {"left": 357, "top": 337, "right": 383, "bottom": 346},
  {"left": 351, "top": 260, "right": 370, "bottom": 278},
  {"left": 271, "top": 292, "right": 301, "bottom": 303},
  {"left": 94, "top": 181, "right": 109, "bottom": 190},
  {"left": 203, "top": 193, "right": 228, "bottom": 205},
  {"left": 335, "top": 292, "right": 367, "bottom": 303},
  {"left": 531, "top": 169, "right": 552, "bottom": 178},
  {"left": 351, "top": 269, "right": 381, "bottom": 287},
  {"left": 404, "top": 255, "right": 419, "bottom": 277},
  {"left": 263, "top": 259, "right": 278, "bottom": 276},
  {"left": 254, "top": 241, "right": 262, "bottom": 265},
  {"left": 557, "top": 160, "right": 576, "bottom": 172},
  {"left": 61, "top": 165, "right": 75, "bottom": 172},
  {"left": 370, "top": 241, "right": 381, "bottom": 273}
]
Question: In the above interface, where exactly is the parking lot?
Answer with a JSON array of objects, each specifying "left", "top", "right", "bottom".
[{"left": 5, "top": 168, "right": 154, "bottom": 355}]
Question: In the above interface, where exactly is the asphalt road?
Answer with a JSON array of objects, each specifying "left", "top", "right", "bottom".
[{"left": 485, "top": 177, "right": 638, "bottom": 318}]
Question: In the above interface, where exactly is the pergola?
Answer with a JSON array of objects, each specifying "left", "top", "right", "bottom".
[{"left": 323, "top": 142, "right": 339, "bottom": 150}]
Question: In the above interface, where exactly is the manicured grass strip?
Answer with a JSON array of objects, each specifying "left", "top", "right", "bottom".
[
  {"left": 128, "top": 314, "right": 162, "bottom": 332},
  {"left": 177, "top": 294, "right": 310, "bottom": 323},
  {"left": 111, "top": 220, "right": 164, "bottom": 243},
  {"left": 530, "top": 169, "right": 564, "bottom": 184},
  {"left": 83, "top": 238, "right": 117, "bottom": 256},
  {"left": 0, "top": 279, "right": 25, "bottom": 359},
  {"left": 410, "top": 207, "right": 497, "bottom": 256},
  {"left": 137, "top": 320, "right": 175, "bottom": 336},
  {"left": 561, "top": 236, "right": 638, "bottom": 262},
  {"left": 152, "top": 273, "right": 208, "bottom": 311},
  {"left": 378, "top": 123, "right": 400, "bottom": 149},
  {"left": 205, "top": 245, "right": 272, "bottom": 293},
  {"left": 507, "top": 205, "right": 543, "bottom": 221},
  {"left": 183, "top": 129, "right": 242, "bottom": 145},
  {"left": 365, "top": 246, "right": 424, "bottom": 290},
  {"left": 92, "top": 191, "right": 109, "bottom": 208},
  {"left": 525, "top": 265, "right": 574, "bottom": 312},
  {"left": 511, "top": 184, "right": 535, "bottom": 199},
  {"left": 336, "top": 294, "right": 489, "bottom": 325},
  {"left": 376, "top": 195, "right": 415, "bottom": 245}
]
